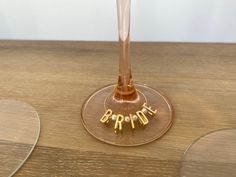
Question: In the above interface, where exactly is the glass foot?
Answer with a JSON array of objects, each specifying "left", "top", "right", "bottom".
[
  {"left": 81, "top": 83, "right": 173, "bottom": 146},
  {"left": 181, "top": 128, "right": 236, "bottom": 177},
  {"left": 0, "top": 100, "right": 40, "bottom": 176}
]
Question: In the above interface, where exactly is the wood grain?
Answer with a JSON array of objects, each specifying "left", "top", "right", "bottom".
[{"left": 0, "top": 40, "right": 236, "bottom": 176}]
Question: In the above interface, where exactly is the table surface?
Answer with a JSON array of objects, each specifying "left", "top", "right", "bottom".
[{"left": 0, "top": 40, "right": 236, "bottom": 177}]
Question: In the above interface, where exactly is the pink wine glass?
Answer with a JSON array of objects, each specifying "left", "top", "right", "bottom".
[{"left": 81, "top": 0, "right": 173, "bottom": 146}]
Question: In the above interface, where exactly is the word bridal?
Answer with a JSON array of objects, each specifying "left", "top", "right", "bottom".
[{"left": 100, "top": 103, "right": 157, "bottom": 133}]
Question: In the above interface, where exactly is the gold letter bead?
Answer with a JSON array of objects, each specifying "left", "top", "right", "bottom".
[
  {"left": 130, "top": 114, "right": 135, "bottom": 129},
  {"left": 142, "top": 103, "right": 157, "bottom": 116},
  {"left": 114, "top": 114, "right": 124, "bottom": 132},
  {"left": 100, "top": 109, "right": 113, "bottom": 124},
  {"left": 136, "top": 111, "right": 149, "bottom": 126}
]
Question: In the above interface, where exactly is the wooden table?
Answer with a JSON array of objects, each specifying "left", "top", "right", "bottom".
[{"left": 0, "top": 41, "right": 236, "bottom": 177}]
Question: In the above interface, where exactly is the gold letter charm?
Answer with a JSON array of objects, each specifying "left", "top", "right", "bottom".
[
  {"left": 100, "top": 109, "right": 113, "bottom": 124},
  {"left": 114, "top": 114, "right": 124, "bottom": 132},
  {"left": 129, "top": 114, "right": 135, "bottom": 129},
  {"left": 142, "top": 103, "right": 157, "bottom": 116},
  {"left": 136, "top": 111, "right": 149, "bottom": 126}
]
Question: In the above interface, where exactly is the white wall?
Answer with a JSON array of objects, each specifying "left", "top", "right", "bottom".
[{"left": 1, "top": 0, "right": 236, "bottom": 42}]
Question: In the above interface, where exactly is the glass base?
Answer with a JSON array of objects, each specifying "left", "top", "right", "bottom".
[
  {"left": 181, "top": 128, "right": 236, "bottom": 177},
  {"left": 81, "top": 83, "right": 173, "bottom": 146},
  {"left": 0, "top": 100, "right": 40, "bottom": 176}
]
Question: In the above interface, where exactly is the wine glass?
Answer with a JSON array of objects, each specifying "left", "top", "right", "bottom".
[
  {"left": 181, "top": 128, "right": 236, "bottom": 177},
  {"left": 0, "top": 100, "right": 40, "bottom": 176},
  {"left": 81, "top": 0, "right": 173, "bottom": 146}
]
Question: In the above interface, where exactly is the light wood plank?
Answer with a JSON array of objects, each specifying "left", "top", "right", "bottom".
[{"left": 0, "top": 41, "right": 235, "bottom": 176}]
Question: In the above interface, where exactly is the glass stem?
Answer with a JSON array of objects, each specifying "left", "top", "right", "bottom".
[{"left": 114, "top": 0, "right": 137, "bottom": 101}]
